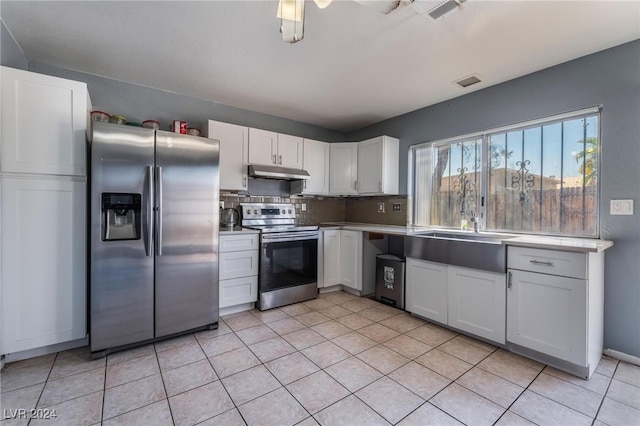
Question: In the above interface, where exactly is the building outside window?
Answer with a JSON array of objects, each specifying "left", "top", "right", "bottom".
[{"left": 410, "top": 107, "right": 600, "bottom": 237}]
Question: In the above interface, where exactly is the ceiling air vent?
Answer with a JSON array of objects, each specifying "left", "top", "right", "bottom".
[
  {"left": 412, "top": 0, "right": 467, "bottom": 19},
  {"left": 455, "top": 75, "right": 482, "bottom": 88}
]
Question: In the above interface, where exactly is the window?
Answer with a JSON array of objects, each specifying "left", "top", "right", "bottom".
[{"left": 410, "top": 108, "right": 600, "bottom": 237}]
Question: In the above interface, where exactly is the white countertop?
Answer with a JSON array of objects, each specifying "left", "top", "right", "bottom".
[
  {"left": 219, "top": 227, "right": 260, "bottom": 235},
  {"left": 320, "top": 222, "right": 613, "bottom": 253}
]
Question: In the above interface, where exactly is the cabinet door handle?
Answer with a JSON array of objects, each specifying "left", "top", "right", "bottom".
[
  {"left": 243, "top": 176, "right": 247, "bottom": 188},
  {"left": 278, "top": 155, "right": 283, "bottom": 165},
  {"left": 508, "top": 271, "right": 512, "bottom": 289},
  {"left": 529, "top": 259, "right": 554, "bottom": 266},
  {"left": 303, "top": 180, "right": 307, "bottom": 190},
  {"left": 272, "top": 154, "right": 277, "bottom": 164},
  {"left": 354, "top": 180, "right": 358, "bottom": 190},
  {"left": 378, "top": 181, "right": 382, "bottom": 192}
]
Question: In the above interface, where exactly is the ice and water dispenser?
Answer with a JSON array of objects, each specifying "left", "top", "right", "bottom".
[{"left": 101, "top": 193, "right": 141, "bottom": 241}]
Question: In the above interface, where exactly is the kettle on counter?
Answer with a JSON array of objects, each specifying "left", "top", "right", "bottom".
[{"left": 220, "top": 207, "right": 239, "bottom": 229}]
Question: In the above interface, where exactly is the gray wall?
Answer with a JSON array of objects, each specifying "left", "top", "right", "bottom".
[
  {"left": 1, "top": 20, "right": 28, "bottom": 70},
  {"left": 349, "top": 40, "right": 640, "bottom": 358},
  {"left": 27, "top": 61, "right": 346, "bottom": 142}
]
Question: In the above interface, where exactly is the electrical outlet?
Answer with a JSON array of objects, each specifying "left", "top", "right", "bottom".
[
  {"left": 392, "top": 203, "right": 401, "bottom": 212},
  {"left": 378, "top": 202, "right": 385, "bottom": 213},
  {"left": 610, "top": 199, "right": 634, "bottom": 215},
  {"left": 301, "top": 203, "right": 307, "bottom": 212},
  {"left": 219, "top": 201, "right": 224, "bottom": 209}
]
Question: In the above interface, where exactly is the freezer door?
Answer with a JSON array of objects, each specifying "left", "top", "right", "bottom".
[
  {"left": 154, "top": 131, "right": 219, "bottom": 337},
  {"left": 90, "top": 122, "right": 155, "bottom": 352}
]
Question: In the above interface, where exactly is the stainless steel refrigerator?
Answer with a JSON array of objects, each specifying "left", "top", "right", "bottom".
[{"left": 90, "top": 122, "right": 219, "bottom": 355}]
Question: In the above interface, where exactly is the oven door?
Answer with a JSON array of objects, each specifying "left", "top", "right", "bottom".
[{"left": 260, "top": 232, "right": 318, "bottom": 293}]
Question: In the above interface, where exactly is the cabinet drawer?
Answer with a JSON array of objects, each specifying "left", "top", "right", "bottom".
[
  {"left": 220, "top": 234, "right": 259, "bottom": 252},
  {"left": 219, "top": 250, "right": 259, "bottom": 280},
  {"left": 508, "top": 247, "right": 586, "bottom": 279},
  {"left": 220, "top": 276, "right": 258, "bottom": 308}
]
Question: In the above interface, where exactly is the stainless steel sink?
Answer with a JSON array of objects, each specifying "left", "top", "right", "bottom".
[
  {"left": 420, "top": 231, "right": 517, "bottom": 244},
  {"left": 404, "top": 231, "right": 514, "bottom": 273}
]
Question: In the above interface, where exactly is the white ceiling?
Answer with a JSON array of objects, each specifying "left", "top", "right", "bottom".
[{"left": 2, "top": 1, "right": 639, "bottom": 132}]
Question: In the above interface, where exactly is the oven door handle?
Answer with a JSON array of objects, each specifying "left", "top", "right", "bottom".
[{"left": 261, "top": 233, "right": 318, "bottom": 243}]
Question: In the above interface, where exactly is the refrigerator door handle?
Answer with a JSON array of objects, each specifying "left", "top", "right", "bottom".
[
  {"left": 145, "top": 165, "right": 154, "bottom": 256},
  {"left": 156, "top": 165, "right": 163, "bottom": 256}
]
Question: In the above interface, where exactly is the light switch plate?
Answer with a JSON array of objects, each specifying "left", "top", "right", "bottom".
[{"left": 610, "top": 199, "right": 634, "bottom": 215}]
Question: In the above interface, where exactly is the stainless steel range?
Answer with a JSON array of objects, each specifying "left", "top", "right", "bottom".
[{"left": 241, "top": 203, "right": 318, "bottom": 310}]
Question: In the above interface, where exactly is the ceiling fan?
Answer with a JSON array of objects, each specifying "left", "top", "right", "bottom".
[{"left": 278, "top": 0, "right": 468, "bottom": 43}]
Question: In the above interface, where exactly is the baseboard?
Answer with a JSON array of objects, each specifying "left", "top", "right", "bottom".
[
  {"left": 318, "top": 285, "right": 342, "bottom": 294},
  {"left": 219, "top": 303, "right": 254, "bottom": 317},
  {"left": 603, "top": 348, "right": 640, "bottom": 366},
  {"left": 1, "top": 337, "right": 88, "bottom": 367}
]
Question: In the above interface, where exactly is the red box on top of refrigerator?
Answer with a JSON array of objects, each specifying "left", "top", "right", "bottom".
[{"left": 172, "top": 120, "right": 187, "bottom": 134}]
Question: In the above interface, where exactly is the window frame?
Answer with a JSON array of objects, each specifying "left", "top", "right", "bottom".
[{"left": 408, "top": 106, "right": 602, "bottom": 238}]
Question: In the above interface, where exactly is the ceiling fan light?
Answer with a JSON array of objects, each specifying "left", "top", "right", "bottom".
[
  {"left": 278, "top": 0, "right": 305, "bottom": 43},
  {"left": 314, "top": 0, "right": 333, "bottom": 9},
  {"left": 277, "top": 0, "right": 304, "bottom": 21}
]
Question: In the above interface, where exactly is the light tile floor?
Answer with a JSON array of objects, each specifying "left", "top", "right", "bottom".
[{"left": 1, "top": 291, "right": 639, "bottom": 426}]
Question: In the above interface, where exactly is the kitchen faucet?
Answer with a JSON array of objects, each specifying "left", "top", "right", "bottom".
[
  {"left": 460, "top": 179, "right": 480, "bottom": 232},
  {"left": 470, "top": 210, "right": 479, "bottom": 232}
]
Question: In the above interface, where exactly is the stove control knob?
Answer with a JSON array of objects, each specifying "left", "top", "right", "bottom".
[
  {"left": 245, "top": 209, "right": 251, "bottom": 215},
  {"left": 281, "top": 209, "right": 286, "bottom": 214},
  {"left": 288, "top": 210, "right": 292, "bottom": 214},
  {"left": 253, "top": 209, "right": 258, "bottom": 215}
]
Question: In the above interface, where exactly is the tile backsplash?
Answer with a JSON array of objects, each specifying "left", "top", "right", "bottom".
[
  {"left": 221, "top": 194, "right": 407, "bottom": 226},
  {"left": 345, "top": 196, "right": 408, "bottom": 226}
]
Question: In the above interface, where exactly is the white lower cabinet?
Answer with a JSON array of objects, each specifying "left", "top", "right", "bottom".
[
  {"left": 321, "top": 230, "right": 341, "bottom": 287},
  {"left": 506, "top": 246, "right": 603, "bottom": 377},
  {"left": 406, "top": 258, "right": 506, "bottom": 345},
  {"left": 340, "top": 230, "right": 363, "bottom": 291},
  {"left": 219, "top": 233, "right": 259, "bottom": 309},
  {"left": 507, "top": 269, "right": 586, "bottom": 365},
  {"left": 320, "top": 229, "right": 363, "bottom": 292},
  {"left": 448, "top": 266, "right": 506, "bottom": 344},
  {"left": 405, "top": 258, "right": 448, "bottom": 324},
  {"left": 1, "top": 176, "right": 86, "bottom": 354}
]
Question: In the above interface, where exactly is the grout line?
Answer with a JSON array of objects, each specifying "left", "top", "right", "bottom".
[
  {"left": 10, "top": 292, "right": 622, "bottom": 426},
  {"left": 591, "top": 362, "right": 620, "bottom": 424}
]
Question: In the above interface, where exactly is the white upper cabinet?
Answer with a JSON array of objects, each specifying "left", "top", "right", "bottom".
[
  {"left": 357, "top": 136, "right": 399, "bottom": 195},
  {"left": 277, "top": 133, "right": 303, "bottom": 169},
  {"left": 329, "top": 142, "right": 358, "bottom": 195},
  {"left": 299, "top": 139, "right": 330, "bottom": 195},
  {"left": 1, "top": 66, "right": 90, "bottom": 176},
  {"left": 205, "top": 120, "right": 248, "bottom": 191},
  {"left": 248, "top": 128, "right": 277, "bottom": 166},
  {"left": 248, "top": 128, "right": 303, "bottom": 169}
]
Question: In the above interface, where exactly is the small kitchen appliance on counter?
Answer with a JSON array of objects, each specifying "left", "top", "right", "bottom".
[
  {"left": 241, "top": 203, "right": 318, "bottom": 310},
  {"left": 220, "top": 207, "right": 240, "bottom": 230}
]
